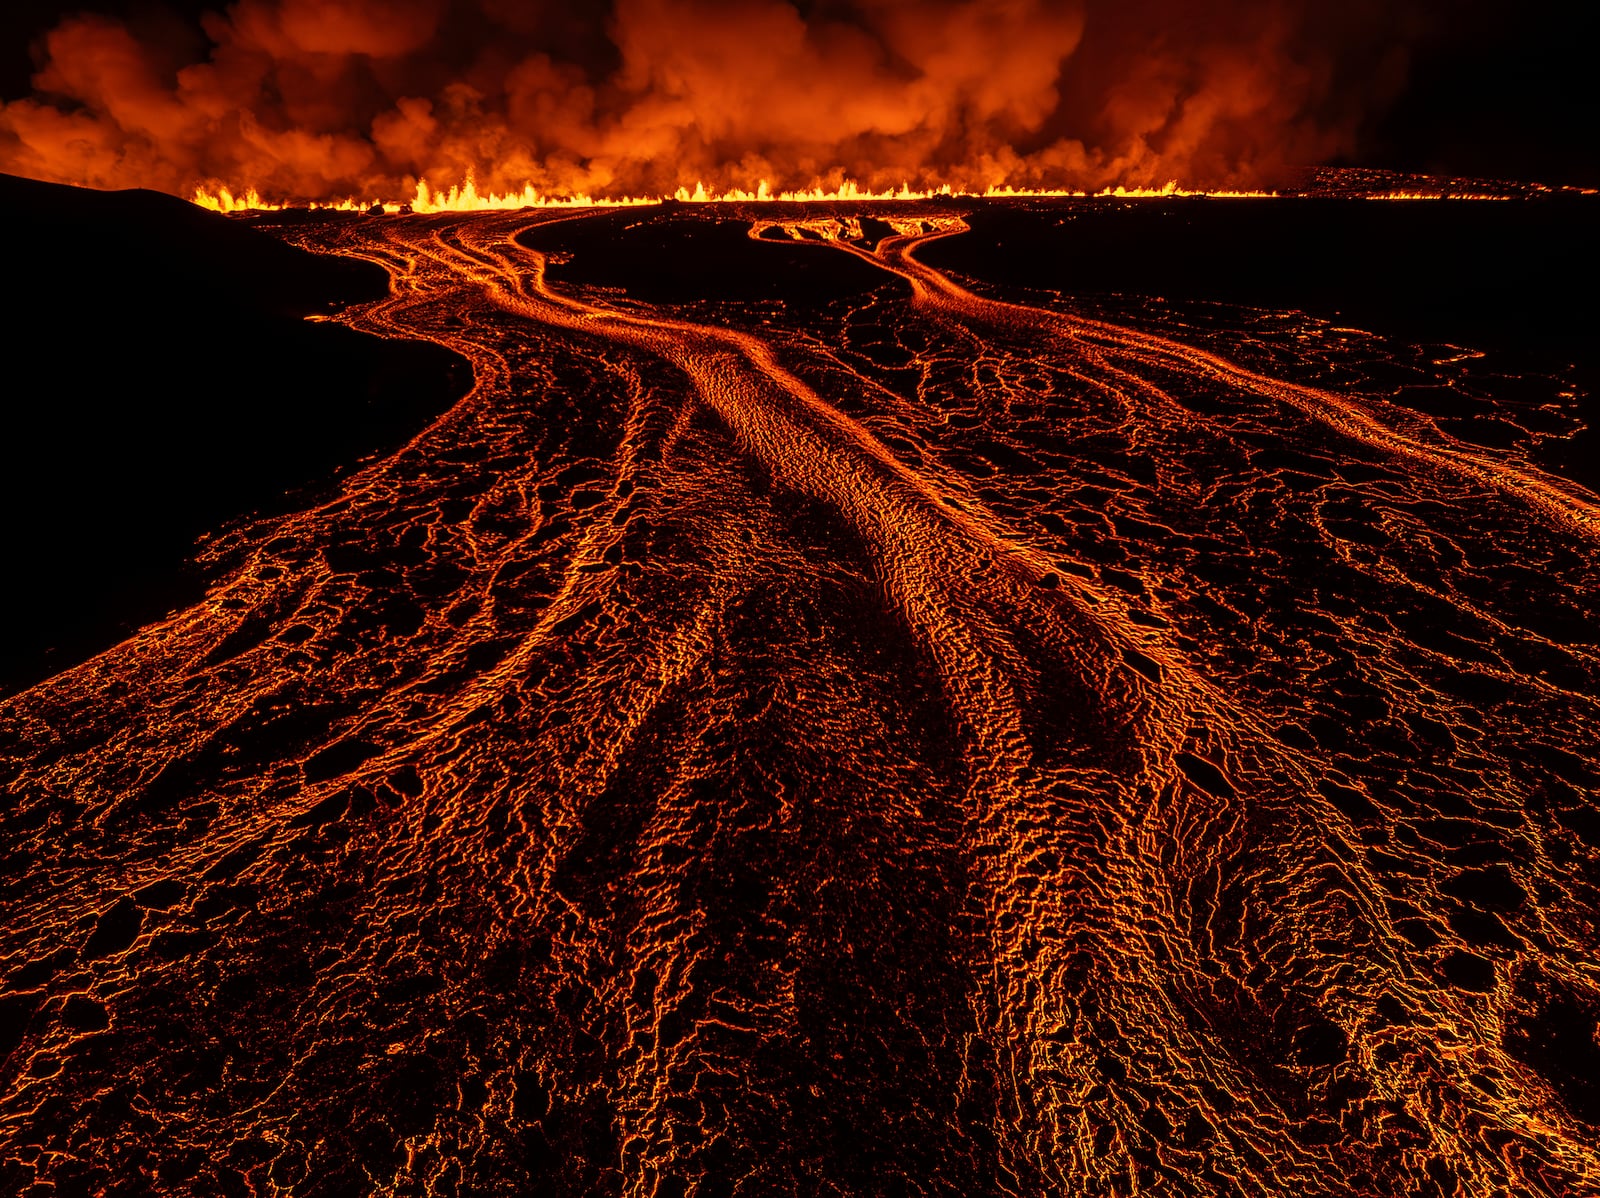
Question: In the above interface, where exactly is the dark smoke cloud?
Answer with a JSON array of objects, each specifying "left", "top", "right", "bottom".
[{"left": 0, "top": 0, "right": 1427, "bottom": 199}]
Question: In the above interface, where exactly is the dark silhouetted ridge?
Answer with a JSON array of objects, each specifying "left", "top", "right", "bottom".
[{"left": 0, "top": 174, "right": 471, "bottom": 692}]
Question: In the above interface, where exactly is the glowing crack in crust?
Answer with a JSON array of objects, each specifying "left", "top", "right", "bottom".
[{"left": 1, "top": 203, "right": 1598, "bottom": 1197}]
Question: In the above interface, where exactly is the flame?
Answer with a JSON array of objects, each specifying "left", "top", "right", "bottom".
[
  {"left": 191, "top": 172, "right": 1568, "bottom": 216},
  {"left": 412, "top": 177, "right": 655, "bottom": 212},
  {"left": 192, "top": 175, "right": 1290, "bottom": 214},
  {"left": 1091, "top": 183, "right": 1277, "bottom": 198},
  {"left": 193, "top": 185, "right": 389, "bottom": 214},
  {"left": 193, "top": 186, "right": 281, "bottom": 213}
]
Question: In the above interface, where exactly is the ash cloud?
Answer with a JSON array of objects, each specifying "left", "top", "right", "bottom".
[{"left": 1, "top": 0, "right": 1423, "bottom": 199}]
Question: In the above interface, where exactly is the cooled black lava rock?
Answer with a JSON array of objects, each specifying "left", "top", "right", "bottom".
[{"left": 0, "top": 173, "right": 471, "bottom": 692}]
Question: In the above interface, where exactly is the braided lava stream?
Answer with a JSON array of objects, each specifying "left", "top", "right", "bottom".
[{"left": 3, "top": 205, "right": 1598, "bottom": 1197}]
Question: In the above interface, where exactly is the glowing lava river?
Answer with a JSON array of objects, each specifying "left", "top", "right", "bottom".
[{"left": 4, "top": 202, "right": 1599, "bottom": 1196}]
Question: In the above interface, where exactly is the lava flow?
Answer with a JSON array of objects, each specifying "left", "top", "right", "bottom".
[{"left": 2, "top": 202, "right": 1599, "bottom": 1197}]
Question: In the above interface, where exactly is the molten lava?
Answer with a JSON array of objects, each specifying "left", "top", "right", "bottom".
[{"left": 2, "top": 197, "right": 1597, "bottom": 1195}]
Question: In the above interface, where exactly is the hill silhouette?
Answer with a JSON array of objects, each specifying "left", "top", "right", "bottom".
[{"left": 0, "top": 175, "right": 470, "bottom": 691}]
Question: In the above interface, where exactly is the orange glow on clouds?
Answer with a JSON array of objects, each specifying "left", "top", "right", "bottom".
[{"left": 2, "top": 0, "right": 1431, "bottom": 204}]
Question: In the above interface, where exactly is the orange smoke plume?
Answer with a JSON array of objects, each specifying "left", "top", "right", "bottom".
[{"left": 1, "top": 0, "right": 1422, "bottom": 202}]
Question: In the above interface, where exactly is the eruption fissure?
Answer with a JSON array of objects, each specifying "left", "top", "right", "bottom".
[{"left": 190, "top": 179, "right": 1288, "bottom": 214}]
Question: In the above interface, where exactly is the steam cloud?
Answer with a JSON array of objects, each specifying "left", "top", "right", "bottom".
[{"left": 0, "top": 0, "right": 1424, "bottom": 199}]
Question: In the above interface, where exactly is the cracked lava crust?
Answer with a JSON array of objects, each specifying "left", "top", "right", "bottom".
[{"left": 3, "top": 201, "right": 1599, "bottom": 1197}]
